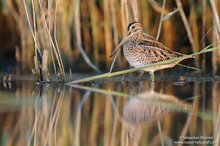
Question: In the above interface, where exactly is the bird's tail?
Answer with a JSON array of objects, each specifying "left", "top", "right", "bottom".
[{"left": 176, "top": 54, "right": 195, "bottom": 64}]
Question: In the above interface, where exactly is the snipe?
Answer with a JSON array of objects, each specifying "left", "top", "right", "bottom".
[{"left": 110, "top": 21, "right": 194, "bottom": 81}]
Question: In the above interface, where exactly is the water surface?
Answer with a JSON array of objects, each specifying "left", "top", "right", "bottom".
[{"left": 0, "top": 74, "right": 219, "bottom": 146}]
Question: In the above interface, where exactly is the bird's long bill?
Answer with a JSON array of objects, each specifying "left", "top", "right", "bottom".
[
  {"left": 110, "top": 29, "right": 139, "bottom": 58},
  {"left": 110, "top": 35, "right": 128, "bottom": 58},
  {"left": 110, "top": 28, "right": 136, "bottom": 58}
]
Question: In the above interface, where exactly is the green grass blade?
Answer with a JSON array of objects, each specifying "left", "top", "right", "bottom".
[
  {"left": 68, "top": 46, "right": 220, "bottom": 84},
  {"left": 177, "top": 64, "right": 201, "bottom": 71}
]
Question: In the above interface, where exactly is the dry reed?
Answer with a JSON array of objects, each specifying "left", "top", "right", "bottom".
[{"left": 4, "top": 0, "right": 220, "bottom": 76}]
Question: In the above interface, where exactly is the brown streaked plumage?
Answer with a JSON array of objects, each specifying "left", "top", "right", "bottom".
[{"left": 110, "top": 21, "right": 194, "bottom": 81}]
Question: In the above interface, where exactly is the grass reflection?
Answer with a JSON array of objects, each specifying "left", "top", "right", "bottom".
[{"left": 0, "top": 81, "right": 219, "bottom": 145}]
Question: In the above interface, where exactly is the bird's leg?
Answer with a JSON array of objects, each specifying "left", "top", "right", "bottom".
[
  {"left": 149, "top": 71, "right": 155, "bottom": 82},
  {"left": 139, "top": 70, "right": 145, "bottom": 77},
  {"left": 149, "top": 71, "right": 155, "bottom": 92}
]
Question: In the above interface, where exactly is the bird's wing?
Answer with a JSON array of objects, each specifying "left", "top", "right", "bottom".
[
  {"left": 140, "top": 37, "right": 170, "bottom": 50},
  {"left": 137, "top": 40, "right": 183, "bottom": 63}
]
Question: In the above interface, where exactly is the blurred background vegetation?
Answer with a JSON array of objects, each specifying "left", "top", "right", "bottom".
[
  {"left": 0, "top": 0, "right": 220, "bottom": 76},
  {"left": 0, "top": 1, "right": 220, "bottom": 145}
]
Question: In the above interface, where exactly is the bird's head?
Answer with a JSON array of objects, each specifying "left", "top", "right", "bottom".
[
  {"left": 127, "top": 21, "right": 143, "bottom": 36},
  {"left": 110, "top": 22, "right": 143, "bottom": 58}
]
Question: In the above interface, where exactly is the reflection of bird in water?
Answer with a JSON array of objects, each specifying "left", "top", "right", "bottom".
[
  {"left": 123, "top": 91, "right": 192, "bottom": 145},
  {"left": 110, "top": 22, "right": 194, "bottom": 81}
]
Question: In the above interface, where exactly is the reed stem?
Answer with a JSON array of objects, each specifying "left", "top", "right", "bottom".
[
  {"left": 74, "top": 0, "right": 100, "bottom": 72},
  {"left": 175, "top": 0, "right": 197, "bottom": 54},
  {"left": 156, "top": 0, "right": 166, "bottom": 40}
]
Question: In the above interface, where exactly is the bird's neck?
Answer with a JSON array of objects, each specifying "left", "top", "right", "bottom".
[{"left": 124, "top": 32, "right": 142, "bottom": 48}]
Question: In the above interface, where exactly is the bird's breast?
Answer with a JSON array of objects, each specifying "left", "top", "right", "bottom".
[{"left": 123, "top": 45, "right": 145, "bottom": 68}]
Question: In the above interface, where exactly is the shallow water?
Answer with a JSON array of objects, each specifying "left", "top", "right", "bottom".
[{"left": 0, "top": 74, "right": 219, "bottom": 146}]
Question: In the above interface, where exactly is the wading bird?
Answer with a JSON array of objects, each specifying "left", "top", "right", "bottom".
[{"left": 110, "top": 21, "right": 194, "bottom": 81}]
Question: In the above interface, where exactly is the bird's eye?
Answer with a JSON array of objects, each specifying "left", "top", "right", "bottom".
[{"left": 131, "top": 26, "right": 135, "bottom": 29}]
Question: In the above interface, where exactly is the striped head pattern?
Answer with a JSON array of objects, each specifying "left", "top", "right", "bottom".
[{"left": 127, "top": 21, "right": 143, "bottom": 36}]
